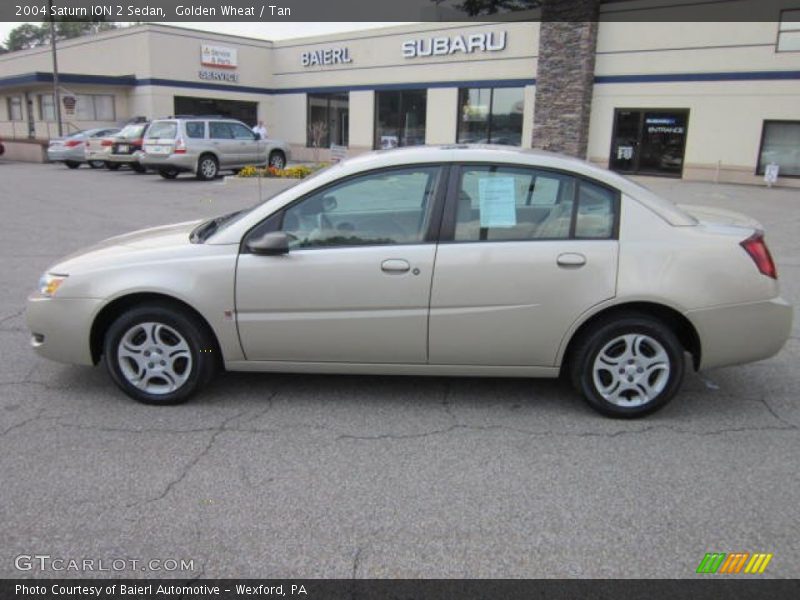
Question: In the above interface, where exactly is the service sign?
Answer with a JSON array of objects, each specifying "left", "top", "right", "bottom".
[{"left": 201, "top": 44, "right": 238, "bottom": 69}]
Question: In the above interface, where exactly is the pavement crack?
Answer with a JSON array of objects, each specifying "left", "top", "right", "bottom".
[
  {"left": 0, "top": 407, "right": 49, "bottom": 438},
  {"left": 351, "top": 546, "right": 364, "bottom": 579},
  {"left": 0, "top": 307, "right": 24, "bottom": 325},
  {"left": 755, "top": 395, "right": 798, "bottom": 430}
]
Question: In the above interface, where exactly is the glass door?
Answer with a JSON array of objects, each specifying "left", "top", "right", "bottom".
[{"left": 610, "top": 109, "right": 689, "bottom": 177}]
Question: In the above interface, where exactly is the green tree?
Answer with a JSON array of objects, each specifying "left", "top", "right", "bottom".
[{"left": 4, "top": 20, "right": 119, "bottom": 53}]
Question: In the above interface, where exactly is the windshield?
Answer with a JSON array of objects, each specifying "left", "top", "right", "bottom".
[
  {"left": 118, "top": 124, "right": 146, "bottom": 139},
  {"left": 146, "top": 122, "right": 178, "bottom": 139}
]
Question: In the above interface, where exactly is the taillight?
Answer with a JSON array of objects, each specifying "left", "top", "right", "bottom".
[
  {"left": 741, "top": 232, "right": 777, "bottom": 279},
  {"left": 101, "top": 139, "right": 113, "bottom": 147},
  {"left": 64, "top": 140, "right": 82, "bottom": 147},
  {"left": 174, "top": 138, "right": 187, "bottom": 154},
  {"left": 132, "top": 139, "right": 143, "bottom": 147}
]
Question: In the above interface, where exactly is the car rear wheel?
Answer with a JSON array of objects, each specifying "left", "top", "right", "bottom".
[
  {"left": 197, "top": 154, "right": 218, "bottom": 180},
  {"left": 569, "top": 314, "right": 685, "bottom": 418},
  {"left": 105, "top": 162, "right": 120, "bottom": 171},
  {"left": 88, "top": 160, "right": 105, "bottom": 169},
  {"left": 103, "top": 304, "right": 217, "bottom": 405},
  {"left": 65, "top": 161, "right": 81, "bottom": 169},
  {"left": 268, "top": 150, "right": 286, "bottom": 170},
  {"left": 159, "top": 168, "right": 179, "bottom": 180}
]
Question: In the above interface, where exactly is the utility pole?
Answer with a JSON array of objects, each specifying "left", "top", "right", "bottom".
[{"left": 48, "top": 0, "right": 63, "bottom": 137}]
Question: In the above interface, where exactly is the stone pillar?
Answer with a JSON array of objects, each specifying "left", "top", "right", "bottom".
[{"left": 532, "top": 0, "right": 600, "bottom": 158}]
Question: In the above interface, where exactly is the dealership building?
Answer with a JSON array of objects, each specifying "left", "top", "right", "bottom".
[{"left": 1, "top": 9, "right": 799, "bottom": 186}]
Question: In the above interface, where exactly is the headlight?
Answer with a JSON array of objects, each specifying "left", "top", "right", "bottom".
[{"left": 38, "top": 273, "right": 68, "bottom": 297}]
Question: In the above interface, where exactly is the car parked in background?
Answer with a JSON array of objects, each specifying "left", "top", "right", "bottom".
[
  {"left": 139, "top": 117, "right": 291, "bottom": 180},
  {"left": 46, "top": 128, "right": 121, "bottom": 169},
  {"left": 84, "top": 129, "right": 121, "bottom": 168},
  {"left": 106, "top": 122, "right": 150, "bottom": 172},
  {"left": 26, "top": 146, "right": 792, "bottom": 417}
]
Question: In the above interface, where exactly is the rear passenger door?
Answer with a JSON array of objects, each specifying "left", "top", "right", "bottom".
[
  {"left": 428, "top": 165, "right": 619, "bottom": 367},
  {"left": 208, "top": 121, "right": 238, "bottom": 167}
]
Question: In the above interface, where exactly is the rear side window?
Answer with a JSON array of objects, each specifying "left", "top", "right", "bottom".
[
  {"left": 454, "top": 166, "right": 576, "bottom": 241},
  {"left": 575, "top": 181, "right": 616, "bottom": 239},
  {"left": 146, "top": 122, "right": 177, "bottom": 139},
  {"left": 185, "top": 121, "right": 205, "bottom": 139},
  {"left": 209, "top": 122, "right": 234, "bottom": 139},
  {"left": 230, "top": 123, "right": 255, "bottom": 140}
]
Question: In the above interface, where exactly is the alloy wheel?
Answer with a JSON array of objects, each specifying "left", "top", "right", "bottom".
[{"left": 116, "top": 322, "right": 193, "bottom": 395}]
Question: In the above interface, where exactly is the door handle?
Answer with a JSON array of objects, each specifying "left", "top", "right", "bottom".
[
  {"left": 557, "top": 253, "right": 586, "bottom": 268},
  {"left": 381, "top": 259, "right": 411, "bottom": 273}
]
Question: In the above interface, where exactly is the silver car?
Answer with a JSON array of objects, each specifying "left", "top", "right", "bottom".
[
  {"left": 27, "top": 146, "right": 792, "bottom": 417},
  {"left": 139, "top": 117, "right": 291, "bottom": 181},
  {"left": 47, "top": 128, "right": 121, "bottom": 169}
]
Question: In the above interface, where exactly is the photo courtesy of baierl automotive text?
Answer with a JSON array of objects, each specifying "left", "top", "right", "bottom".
[{"left": 0, "top": 0, "right": 799, "bottom": 596}]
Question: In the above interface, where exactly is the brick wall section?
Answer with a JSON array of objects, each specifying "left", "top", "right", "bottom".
[{"left": 532, "top": 1, "right": 600, "bottom": 158}]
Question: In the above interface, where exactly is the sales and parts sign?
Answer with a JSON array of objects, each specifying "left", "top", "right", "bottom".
[
  {"left": 201, "top": 44, "right": 237, "bottom": 69},
  {"left": 199, "top": 43, "right": 239, "bottom": 83}
]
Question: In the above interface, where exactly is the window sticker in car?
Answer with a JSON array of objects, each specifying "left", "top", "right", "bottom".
[{"left": 478, "top": 177, "right": 516, "bottom": 228}]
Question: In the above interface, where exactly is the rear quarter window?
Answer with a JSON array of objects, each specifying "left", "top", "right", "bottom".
[
  {"left": 146, "top": 122, "right": 177, "bottom": 139},
  {"left": 185, "top": 121, "right": 205, "bottom": 139}
]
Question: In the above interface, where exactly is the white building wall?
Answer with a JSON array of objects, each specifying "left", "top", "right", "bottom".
[{"left": 426, "top": 88, "right": 458, "bottom": 145}]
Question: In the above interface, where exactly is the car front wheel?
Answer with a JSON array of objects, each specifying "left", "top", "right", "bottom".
[
  {"left": 569, "top": 314, "right": 685, "bottom": 418},
  {"left": 159, "top": 168, "right": 179, "bottom": 179},
  {"left": 268, "top": 150, "right": 286, "bottom": 170},
  {"left": 103, "top": 304, "right": 217, "bottom": 405},
  {"left": 88, "top": 160, "right": 105, "bottom": 169},
  {"left": 65, "top": 161, "right": 81, "bottom": 169}
]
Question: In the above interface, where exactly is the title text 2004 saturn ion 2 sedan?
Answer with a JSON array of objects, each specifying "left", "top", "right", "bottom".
[{"left": 27, "top": 146, "right": 792, "bottom": 417}]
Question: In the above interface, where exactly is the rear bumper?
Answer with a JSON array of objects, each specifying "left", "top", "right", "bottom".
[
  {"left": 47, "top": 148, "right": 83, "bottom": 162},
  {"left": 107, "top": 152, "right": 141, "bottom": 164},
  {"left": 85, "top": 149, "right": 111, "bottom": 161},
  {"left": 26, "top": 295, "right": 102, "bottom": 366},
  {"left": 687, "top": 297, "right": 793, "bottom": 370},
  {"left": 140, "top": 153, "right": 197, "bottom": 172}
]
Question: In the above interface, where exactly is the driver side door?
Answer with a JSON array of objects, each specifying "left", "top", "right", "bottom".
[{"left": 235, "top": 165, "right": 446, "bottom": 364}]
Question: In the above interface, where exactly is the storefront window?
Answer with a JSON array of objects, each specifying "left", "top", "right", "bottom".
[
  {"left": 307, "top": 92, "right": 349, "bottom": 148},
  {"left": 458, "top": 87, "right": 524, "bottom": 145},
  {"left": 609, "top": 109, "right": 689, "bottom": 177},
  {"left": 375, "top": 89, "right": 427, "bottom": 149},
  {"left": 74, "top": 95, "right": 116, "bottom": 121},
  {"left": 777, "top": 9, "right": 800, "bottom": 51},
  {"left": 7, "top": 96, "right": 23, "bottom": 121},
  {"left": 39, "top": 94, "right": 55, "bottom": 121},
  {"left": 758, "top": 121, "right": 800, "bottom": 177}
]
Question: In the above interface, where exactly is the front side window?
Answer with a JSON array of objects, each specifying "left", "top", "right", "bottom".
[
  {"left": 758, "top": 120, "right": 800, "bottom": 177},
  {"left": 307, "top": 92, "right": 350, "bottom": 148},
  {"left": 374, "top": 89, "right": 427, "bottom": 149},
  {"left": 281, "top": 166, "right": 441, "bottom": 248},
  {"left": 777, "top": 9, "right": 800, "bottom": 51},
  {"left": 458, "top": 87, "right": 524, "bottom": 145},
  {"left": 231, "top": 123, "right": 256, "bottom": 140},
  {"left": 7, "top": 96, "right": 23, "bottom": 121}
]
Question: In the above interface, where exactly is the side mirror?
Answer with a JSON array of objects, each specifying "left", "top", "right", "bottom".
[{"left": 246, "top": 231, "right": 290, "bottom": 255}]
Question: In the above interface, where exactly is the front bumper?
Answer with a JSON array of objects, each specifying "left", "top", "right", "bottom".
[
  {"left": 27, "top": 295, "right": 102, "bottom": 366},
  {"left": 687, "top": 297, "right": 793, "bottom": 370}
]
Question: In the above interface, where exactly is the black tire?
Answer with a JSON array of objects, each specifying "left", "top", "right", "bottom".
[
  {"left": 569, "top": 313, "right": 685, "bottom": 418},
  {"left": 231, "top": 168, "right": 241, "bottom": 175},
  {"left": 88, "top": 160, "right": 105, "bottom": 169},
  {"left": 196, "top": 154, "right": 219, "bottom": 180},
  {"left": 65, "top": 161, "right": 81, "bottom": 169},
  {"left": 105, "top": 161, "right": 121, "bottom": 171},
  {"left": 268, "top": 150, "right": 286, "bottom": 170},
  {"left": 159, "top": 168, "right": 179, "bottom": 180},
  {"left": 131, "top": 162, "right": 146, "bottom": 174},
  {"left": 103, "top": 303, "right": 218, "bottom": 405}
]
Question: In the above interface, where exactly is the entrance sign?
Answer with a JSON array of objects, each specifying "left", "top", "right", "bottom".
[
  {"left": 764, "top": 163, "right": 779, "bottom": 187},
  {"left": 402, "top": 31, "right": 507, "bottom": 58}
]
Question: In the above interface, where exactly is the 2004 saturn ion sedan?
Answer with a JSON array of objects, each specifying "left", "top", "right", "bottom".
[{"left": 27, "top": 146, "right": 792, "bottom": 417}]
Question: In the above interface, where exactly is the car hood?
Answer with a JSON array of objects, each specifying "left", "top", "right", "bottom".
[
  {"left": 677, "top": 204, "right": 762, "bottom": 230},
  {"left": 50, "top": 219, "right": 202, "bottom": 272}
]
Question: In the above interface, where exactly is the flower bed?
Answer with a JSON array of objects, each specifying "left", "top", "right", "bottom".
[{"left": 238, "top": 164, "right": 319, "bottom": 179}]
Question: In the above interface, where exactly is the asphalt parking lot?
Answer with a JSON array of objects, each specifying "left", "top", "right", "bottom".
[{"left": 0, "top": 160, "right": 798, "bottom": 579}]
